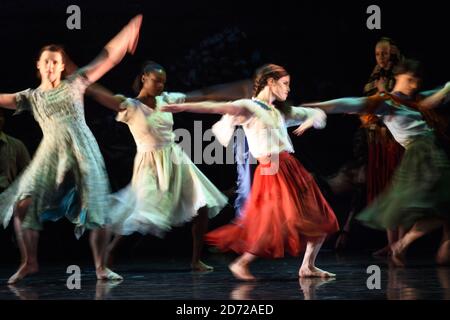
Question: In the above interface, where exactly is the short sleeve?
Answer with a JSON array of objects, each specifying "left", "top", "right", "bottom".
[
  {"left": 161, "top": 92, "right": 187, "bottom": 104},
  {"left": 66, "top": 70, "right": 92, "bottom": 94},
  {"left": 212, "top": 114, "right": 238, "bottom": 147},
  {"left": 116, "top": 97, "right": 139, "bottom": 123},
  {"left": 211, "top": 99, "right": 255, "bottom": 147},
  {"left": 229, "top": 99, "right": 255, "bottom": 124},
  {"left": 13, "top": 89, "right": 33, "bottom": 115}
]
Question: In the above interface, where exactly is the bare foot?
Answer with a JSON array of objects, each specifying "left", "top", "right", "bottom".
[
  {"left": 299, "top": 266, "right": 336, "bottom": 278},
  {"left": 7, "top": 263, "right": 39, "bottom": 284},
  {"left": 96, "top": 268, "right": 123, "bottom": 281},
  {"left": 391, "top": 242, "right": 406, "bottom": 267},
  {"left": 436, "top": 240, "right": 450, "bottom": 265},
  {"left": 372, "top": 245, "right": 392, "bottom": 257},
  {"left": 229, "top": 262, "right": 256, "bottom": 281},
  {"left": 191, "top": 260, "right": 214, "bottom": 272}
]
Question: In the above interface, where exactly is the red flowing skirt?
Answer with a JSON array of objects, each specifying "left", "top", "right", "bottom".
[{"left": 206, "top": 152, "right": 339, "bottom": 258}]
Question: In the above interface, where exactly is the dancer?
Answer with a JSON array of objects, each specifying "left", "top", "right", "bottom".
[
  {"left": 87, "top": 61, "right": 250, "bottom": 271},
  {"left": 302, "top": 59, "right": 450, "bottom": 266},
  {"left": 336, "top": 38, "right": 405, "bottom": 255},
  {"left": 162, "top": 64, "right": 339, "bottom": 280},
  {"left": 0, "top": 14, "right": 143, "bottom": 283}
]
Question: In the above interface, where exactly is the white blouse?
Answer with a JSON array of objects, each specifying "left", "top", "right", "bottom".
[{"left": 212, "top": 98, "right": 326, "bottom": 159}]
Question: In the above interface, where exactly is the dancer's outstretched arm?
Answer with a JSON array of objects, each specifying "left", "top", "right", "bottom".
[
  {"left": 0, "top": 94, "right": 18, "bottom": 110},
  {"left": 161, "top": 101, "right": 246, "bottom": 115},
  {"left": 301, "top": 97, "right": 369, "bottom": 114},
  {"left": 161, "top": 100, "right": 276, "bottom": 127},
  {"left": 185, "top": 79, "right": 253, "bottom": 102},
  {"left": 79, "top": 14, "right": 142, "bottom": 83},
  {"left": 85, "top": 84, "right": 125, "bottom": 112},
  {"left": 419, "top": 82, "right": 450, "bottom": 110},
  {"left": 1, "top": 15, "right": 141, "bottom": 111}
]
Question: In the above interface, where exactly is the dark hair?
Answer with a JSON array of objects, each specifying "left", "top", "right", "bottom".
[
  {"left": 253, "top": 64, "right": 289, "bottom": 97},
  {"left": 253, "top": 64, "right": 291, "bottom": 114},
  {"left": 36, "top": 44, "right": 68, "bottom": 79},
  {"left": 132, "top": 61, "right": 166, "bottom": 94},
  {"left": 393, "top": 59, "right": 424, "bottom": 79}
]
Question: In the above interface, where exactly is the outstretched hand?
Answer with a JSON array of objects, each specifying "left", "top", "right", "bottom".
[
  {"left": 445, "top": 81, "right": 450, "bottom": 93},
  {"left": 292, "top": 118, "right": 314, "bottom": 136}
]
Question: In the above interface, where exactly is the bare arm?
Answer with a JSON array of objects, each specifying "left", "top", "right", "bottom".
[
  {"left": 161, "top": 101, "right": 247, "bottom": 116},
  {"left": 0, "top": 94, "right": 18, "bottom": 110},
  {"left": 79, "top": 15, "right": 142, "bottom": 83},
  {"left": 418, "top": 82, "right": 450, "bottom": 110},
  {"left": 162, "top": 99, "right": 277, "bottom": 128},
  {"left": 184, "top": 79, "right": 253, "bottom": 102},
  {"left": 301, "top": 97, "right": 369, "bottom": 114},
  {"left": 85, "top": 84, "right": 126, "bottom": 112}
]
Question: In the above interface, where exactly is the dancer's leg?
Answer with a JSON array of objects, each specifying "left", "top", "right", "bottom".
[
  {"left": 191, "top": 206, "right": 213, "bottom": 271},
  {"left": 299, "top": 235, "right": 335, "bottom": 278}
]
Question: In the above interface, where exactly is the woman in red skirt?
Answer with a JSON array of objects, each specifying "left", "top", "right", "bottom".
[{"left": 162, "top": 64, "right": 339, "bottom": 280}]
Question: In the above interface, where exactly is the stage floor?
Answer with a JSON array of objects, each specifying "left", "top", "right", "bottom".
[{"left": 0, "top": 252, "right": 448, "bottom": 300}]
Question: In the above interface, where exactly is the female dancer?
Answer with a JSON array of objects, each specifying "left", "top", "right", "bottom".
[
  {"left": 162, "top": 64, "right": 339, "bottom": 280},
  {"left": 87, "top": 61, "right": 251, "bottom": 271},
  {"left": 0, "top": 15, "right": 142, "bottom": 283},
  {"left": 301, "top": 59, "right": 450, "bottom": 266},
  {"left": 336, "top": 38, "right": 405, "bottom": 255}
]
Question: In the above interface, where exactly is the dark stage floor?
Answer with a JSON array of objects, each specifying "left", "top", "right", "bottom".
[{"left": 0, "top": 252, "right": 448, "bottom": 300}]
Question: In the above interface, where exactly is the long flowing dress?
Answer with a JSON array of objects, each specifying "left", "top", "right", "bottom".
[
  {"left": 109, "top": 92, "right": 228, "bottom": 236},
  {"left": 0, "top": 73, "right": 110, "bottom": 238}
]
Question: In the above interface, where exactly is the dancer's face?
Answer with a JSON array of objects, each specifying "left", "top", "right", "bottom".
[
  {"left": 141, "top": 70, "right": 166, "bottom": 96},
  {"left": 375, "top": 42, "right": 391, "bottom": 69},
  {"left": 37, "top": 50, "right": 65, "bottom": 83},
  {"left": 268, "top": 75, "right": 290, "bottom": 102},
  {"left": 394, "top": 73, "right": 421, "bottom": 97}
]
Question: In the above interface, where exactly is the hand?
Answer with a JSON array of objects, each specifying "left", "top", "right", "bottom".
[
  {"left": 114, "top": 94, "right": 127, "bottom": 102},
  {"left": 160, "top": 104, "right": 186, "bottom": 113},
  {"left": 127, "top": 15, "right": 143, "bottom": 54},
  {"left": 292, "top": 118, "right": 314, "bottom": 136},
  {"left": 444, "top": 81, "right": 450, "bottom": 93},
  {"left": 376, "top": 77, "right": 387, "bottom": 93}
]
